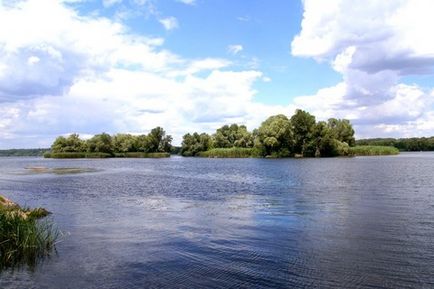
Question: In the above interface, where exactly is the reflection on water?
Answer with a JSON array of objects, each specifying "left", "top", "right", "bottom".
[{"left": 0, "top": 153, "right": 433, "bottom": 288}]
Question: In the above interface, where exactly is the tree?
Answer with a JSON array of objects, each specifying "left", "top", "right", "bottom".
[
  {"left": 51, "top": 134, "right": 86, "bottom": 153},
  {"left": 113, "top": 134, "right": 136, "bottom": 153},
  {"left": 181, "top": 132, "right": 212, "bottom": 156},
  {"left": 254, "top": 114, "right": 293, "bottom": 157},
  {"left": 213, "top": 124, "right": 253, "bottom": 148},
  {"left": 327, "top": 118, "right": 355, "bottom": 146},
  {"left": 86, "top": 133, "right": 113, "bottom": 154},
  {"left": 290, "top": 109, "right": 316, "bottom": 156},
  {"left": 146, "top": 127, "right": 172, "bottom": 152}
]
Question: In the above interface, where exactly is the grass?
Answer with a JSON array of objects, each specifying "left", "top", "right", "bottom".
[
  {"left": 114, "top": 152, "right": 170, "bottom": 158},
  {"left": 45, "top": 152, "right": 170, "bottom": 158},
  {"left": 198, "top": 147, "right": 259, "bottom": 158},
  {"left": 0, "top": 197, "right": 59, "bottom": 271},
  {"left": 349, "top": 145, "right": 400, "bottom": 156}
]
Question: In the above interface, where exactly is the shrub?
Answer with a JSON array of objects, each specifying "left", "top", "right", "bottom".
[
  {"left": 198, "top": 148, "right": 259, "bottom": 158},
  {"left": 349, "top": 145, "right": 400, "bottom": 156}
]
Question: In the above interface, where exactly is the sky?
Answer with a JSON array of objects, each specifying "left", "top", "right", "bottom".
[{"left": 0, "top": 0, "right": 434, "bottom": 148}]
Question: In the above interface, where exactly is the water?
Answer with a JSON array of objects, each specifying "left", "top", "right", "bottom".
[{"left": 0, "top": 153, "right": 433, "bottom": 288}]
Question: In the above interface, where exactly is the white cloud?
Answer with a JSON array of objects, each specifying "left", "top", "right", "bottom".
[
  {"left": 159, "top": 16, "right": 179, "bottom": 30},
  {"left": 0, "top": 0, "right": 286, "bottom": 148},
  {"left": 176, "top": 0, "right": 195, "bottom": 5},
  {"left": 227, "top": 44, "right": 243, "bottom": 55},
  {"left": 291, "top": 0, "right": 434, "bottom": 138}
]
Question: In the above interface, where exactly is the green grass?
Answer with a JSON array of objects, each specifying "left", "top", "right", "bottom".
[
  {"left": 45, "top": 152, "right": 170, "bottom": 158},
  {"left": 198, "top": 147, "right": 259, "bottom": 158},
  {"left": 349, "top": 145, "right": 400, "bottom": 156},
  {"left": 0, "top": 204, "right": 58, "bottom": 271},
  {"left": 114, "top": 152, "right": 170, "bottom": 158}
]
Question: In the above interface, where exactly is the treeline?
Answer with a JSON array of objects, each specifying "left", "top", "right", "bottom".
[
  {"left": 0, "top": 149, "right": 49, "bottom": 157},
  {"left": 181, "top": 109, "right": 356, "bottom": 158},
  {"left": 47, "top": 127, "right": 172, "bottom": 158},
  {"left": 356, "top": 137, "right": 434, "bottom": 151}
]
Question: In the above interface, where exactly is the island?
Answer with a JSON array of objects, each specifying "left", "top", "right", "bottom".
[{"left": 45, "top": 109, "right": 399, "bottom": 159}]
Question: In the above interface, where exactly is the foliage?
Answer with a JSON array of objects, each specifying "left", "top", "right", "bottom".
[
  {"left": 356, "top": 137, "right": 434, "bottom": 151},
  {"left": 198, "top": 148, "right": 259, "bottom": 158},
  {"left": 112, "top": 134, "right": 136, "bottom": 153},
  {"left": 254, "top": 114, "right": 293, "bottom": 157},
  {"left": 0, "top": 149, "right": 49, "bottom": 157},
  {"left": 328, "top": 118, "right": 356, "bottom": 146},
  {"left": 349, "top": 145, "right": 400, "bottom": 156},
  {"left": 51, "top": 133, "right": 86, "bottom": 153},
  {"left": 113, "top": 152, "right": 170, "bottom": 158},
  {"left": 181, "top": 132, "right": 212, "bottom": 156},
  {"left": 181, "top": 109, "right": 357, "bottom": 158},
  {"left": 47, "top": 127, "right": 173, "bottom": 158},
  {"left": 213, "top": 124, "right": 253, "bottom": 148},
  {"left": 86, "top": 133, "right": 113, "bottom": 154},
  {"left": 45, "top": 152, "right": 87, "bottom": 158},
  {"left": 290, "top": 109, "right": 316, "bottom": 155}
]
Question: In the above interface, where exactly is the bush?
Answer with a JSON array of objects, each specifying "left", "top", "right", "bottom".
[
  {"left": 45, "top": 152, "right": 112, "bottom": 158},
  {"left": 45, "top": 152, "right": 87, "bottom": 158},
  {"left": 146, "top": 152, "right": 171, "bottom": 158},
  {"left": 114, "top": 152, "right": 170, "bottom": 158},
  {"left": 198, "top": 148, "right": 259, "bottom": 158},
  {"left": 85, "top": 152, "right": 112, "bottom": 158},
  {"left": 349, "top": 145, "right": 399, "bottom": 156}
]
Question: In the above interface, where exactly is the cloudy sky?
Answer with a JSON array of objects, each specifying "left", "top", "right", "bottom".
[{"left": 0, "top": 0, "right": 433, "bottom": 148}]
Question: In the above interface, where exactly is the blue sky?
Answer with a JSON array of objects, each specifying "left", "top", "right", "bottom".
[
  {"left": 0, "top": 0, "right": 434, "bottom": 148},
  {"left": 71, "top": 0, "right": 342, "bottom": 104}
]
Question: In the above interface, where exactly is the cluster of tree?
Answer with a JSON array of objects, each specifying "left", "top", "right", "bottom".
[
  {"left": 50, "top": 127, "right": 172, "bottom": 155},
  {"left": 356, "top": 137, "right": 434, "bottom": 151},
  {"left": 0, "top": 149, "right": 49, "bottom": 157},
  {"left": 181, "top": 109, "right": 355, "bottom": 157}
]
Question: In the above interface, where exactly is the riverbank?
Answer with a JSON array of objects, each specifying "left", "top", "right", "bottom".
[
  {"left": 348, "top": 145, "right": 400, "bottom": 156},
  {"left": 0, "top": 195, "right": 57, "bottom": 270},
  {"left": 193, "top": 145, "right": 399, "bottom": 158},
  {"left": 44, "top": 152, "right": 170, "bottom": 159}
]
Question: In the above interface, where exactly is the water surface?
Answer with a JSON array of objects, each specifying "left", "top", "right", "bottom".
[{"left": 0, "top": 153, "right": 433, "bottom": 288}]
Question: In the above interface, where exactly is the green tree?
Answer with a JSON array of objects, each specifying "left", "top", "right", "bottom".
[
  {"left": 86, "top": 133, "right": 113, "bottom": 154},
  {"left": 290, "top": 109, "right": 316, "bottom": 156},
  {"left": 146, "top": 127, "right": 172, "bottom": 152},
  {"left": 181, "top": 132, "right": 212, "bottom": 156},
  {"left": 113, "top": 134, "right": 136, "bottom": 153},
  {"left": 51, "top": 134, "right": 86, "bottom": 153},
  {"left": 213, "top": 124, "right": 253, "bottom": 148},
  {"left": 327, "top": 118, "right": 355, "bottom": 146},
  {"left": 254, "top": 114, "right": 293, "bottom": 157}
]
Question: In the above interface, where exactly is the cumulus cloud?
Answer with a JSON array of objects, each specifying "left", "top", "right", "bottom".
[
  {"left": 159, "top": 16, "right": 179, "bottom": 30},
  {"left": 227, "top": 44, "right": 243, "bottom": 55},
  {"left": 0, "top": 0, "right": 286, "bottom": 148},
  {"left": 291, "top": 0, "right": 434, "bottom": 138}
]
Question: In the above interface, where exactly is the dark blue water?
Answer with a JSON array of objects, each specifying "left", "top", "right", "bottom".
[{"left": 0, "top": 153, "right": 433, "bottom": 288}]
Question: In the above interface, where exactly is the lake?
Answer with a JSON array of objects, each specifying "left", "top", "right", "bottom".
[{"left": 0, "top": 153, "right": 433, "bottom": 288}]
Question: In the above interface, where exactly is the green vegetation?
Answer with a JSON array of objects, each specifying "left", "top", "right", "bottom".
[
  {"left": 0, "top": 149, "right": 49, "bottom": 157},
  {"left": 198, "top": 148, "right": 259, "bottom": 158},
  {"left": 349, "top": 145, "right": 400, "bottom": 156},
  {"left": 181, "top": 109, "right": 357, "bottom": 158},
  {"left": 0, "top": 195, "right": 58, "bottom": 271},
  {"left": 356, "top": 137, "right": 434, "bottom": 151},
  {"left": 113, "top": 152, "right": 170, "bottom": 158},
  {"left": 46, "top": 127, "right": 172, "bottom": 158}
]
